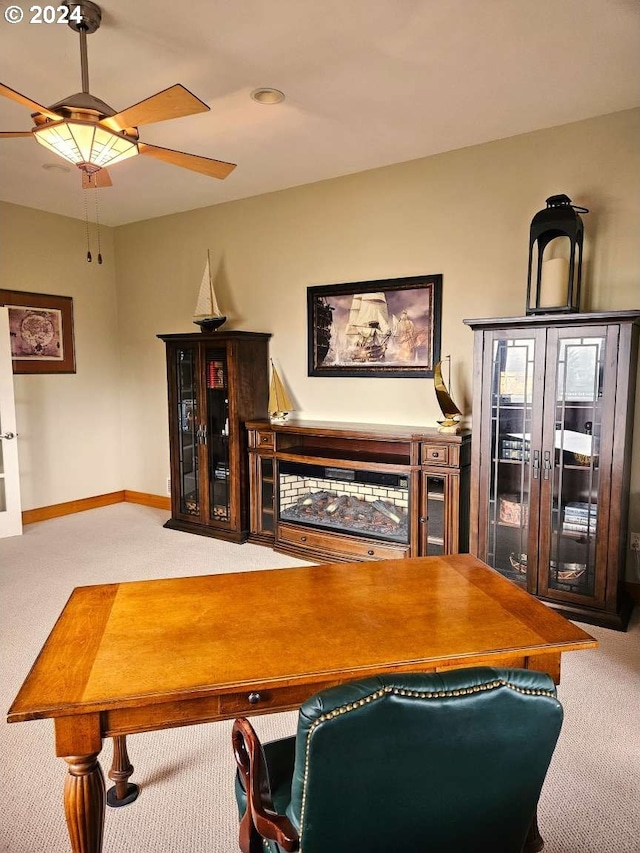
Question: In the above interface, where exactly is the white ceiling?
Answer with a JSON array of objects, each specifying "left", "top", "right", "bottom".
[{"left": 1, "top": 0, "right": 639, "bottom": 227}]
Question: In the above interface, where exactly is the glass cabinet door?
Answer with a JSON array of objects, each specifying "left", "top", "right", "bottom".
[
  {"left": 538, "top": 328, "right": 612, "bottom": 606},
  {"left": 481, "top": 332, "right": 545, "bottom": 589},
  {"left": 422, "top": 474, "right": 445, "bottom": 556},
  {"left": 204, "top": 348, "right": 230, "bottom": 523},
  {"left": 175, "top": 346, "right": 199, "bottom": 517},
  {"left": 258, "top": 456, "right": 275, "bottom": 534}
]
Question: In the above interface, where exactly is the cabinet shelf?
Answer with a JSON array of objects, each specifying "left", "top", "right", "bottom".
[
  {"left": 490, "top": 520, "right": 593, "bottom": 542},
  {"left": 279, "top": 445, "right": 411, "bottom": 468}
]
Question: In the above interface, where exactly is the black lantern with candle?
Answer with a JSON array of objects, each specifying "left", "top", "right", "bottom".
[{"left": 526, "top": 194, "right": 589, "bottom": 315}]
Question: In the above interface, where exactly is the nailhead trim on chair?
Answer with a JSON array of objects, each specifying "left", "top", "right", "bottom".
[{"left": 297, "top": 676, "right": 556, "bottom": 850}]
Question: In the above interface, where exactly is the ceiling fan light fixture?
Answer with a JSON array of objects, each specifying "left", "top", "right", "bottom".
[
  {"left": 34, "top": 120, "right": 138, "bottom": 170},
  {"left": 250, "top": 88, "right": 285, "bottom": 105}
]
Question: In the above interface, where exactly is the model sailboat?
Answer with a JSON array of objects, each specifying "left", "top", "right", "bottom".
[
  {"left": 345, "top": 292, "right": 394, "bottom": 361},
  {"left": 434, "top": 356, "right": 463, "bottom": 434},
  {"left": 269, "top": 361, "right": 294, "bottom": 422},
  {"left": 193, "top": 251, "right": 227, "bottom": 332}
]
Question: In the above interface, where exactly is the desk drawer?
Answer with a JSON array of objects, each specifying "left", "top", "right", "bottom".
[
  {"left": 219, "top": 681, "right": 337, "bottom": 717},
  {"left": 277, "top": 522, "right": 410, "bottom": 561}
]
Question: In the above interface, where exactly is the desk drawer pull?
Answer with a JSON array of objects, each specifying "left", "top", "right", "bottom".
[
  {"left": 248, "top": 692, "right": 261, "bottom": 705},
  {"left": 368, "top": 549, "right": 374, "bottom": 556},
  {"left": 300, "top": 535, "right": 307, "bottom": 542}
]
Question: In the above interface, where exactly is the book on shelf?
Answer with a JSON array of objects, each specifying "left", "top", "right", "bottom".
[
  {"left": 562, "top": 521, "right": 597, "bottom": 534},
  {"left": 564, "top": 501, "right": 596, "bottom": 514}
]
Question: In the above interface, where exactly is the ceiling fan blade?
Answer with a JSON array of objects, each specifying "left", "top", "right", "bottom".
[
  {"left": 101, "top": 84, "right": 209, "bottom": 132},
  {"left": 138, "top": 142, "right": 236, "bottom": 180},
  {"left": 0, "top": 82, "right": 63, "bottom": 122},
  {"left": 82, "top": 169, "right": 113, "bottom": 189},
  {"left": 0, "top": 131, "right": 33, "bottom": 138}
]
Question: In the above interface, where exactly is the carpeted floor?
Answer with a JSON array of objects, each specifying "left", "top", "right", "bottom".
[{"left": 1, "top": 503, "right": 639, "bottom": 852}]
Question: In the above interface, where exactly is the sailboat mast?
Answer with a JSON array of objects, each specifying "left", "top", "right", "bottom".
[{"left": 207, "top": 249, "right": 215, "bottom": 315}]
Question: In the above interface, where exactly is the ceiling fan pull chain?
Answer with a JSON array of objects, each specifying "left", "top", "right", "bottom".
[
  {"left": 83, "top": 185, "right": 92, "bottom": 262},
  {"left": 93, "top": 183, "right": 103, "bottom": 264}
]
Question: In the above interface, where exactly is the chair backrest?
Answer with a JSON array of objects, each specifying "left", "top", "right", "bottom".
[{"left": 286, "top": 667, "right": 563, "bottom": 853}]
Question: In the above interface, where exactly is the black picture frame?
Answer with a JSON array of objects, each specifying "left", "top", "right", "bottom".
[{"left": 307, "top": 274, "right": 442, "bottom": 377}]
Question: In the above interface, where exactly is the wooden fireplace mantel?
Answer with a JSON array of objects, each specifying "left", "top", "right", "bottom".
[{"left": 246, "top": 419, "right": 471, "bottom": 563}]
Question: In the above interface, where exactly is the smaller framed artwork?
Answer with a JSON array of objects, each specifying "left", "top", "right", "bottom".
[
  {"left": 307, "top": 274, "right": 442, "bottom": 377},
  {"left": 0, "top": 289, "right": 76, "bottom": 374}
]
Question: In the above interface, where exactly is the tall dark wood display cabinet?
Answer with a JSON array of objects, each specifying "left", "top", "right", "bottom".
[
  {"left": 158, "top": 331, "right": 271, "bottom": 543},
  {"left": 464, "top": 311, "right": 639, "bottom": 630}
]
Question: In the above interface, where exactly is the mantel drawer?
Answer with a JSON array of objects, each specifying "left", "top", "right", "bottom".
[
  {"left": 249, "top": 429, "right": 274, "bottom": 449},
  {"left": 277, "top": 522, "right": 410, "bottom": 561},
  {"left": 421, "top": 444, "right": 449, "bottom": 465}
]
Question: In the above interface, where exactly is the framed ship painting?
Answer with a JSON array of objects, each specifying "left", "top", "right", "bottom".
[
  {"left": 307, "top": 274, "right": 442, "bottom": 377},
  {"left": 0, "top": 290, "right": 76, "bottom": 374}
]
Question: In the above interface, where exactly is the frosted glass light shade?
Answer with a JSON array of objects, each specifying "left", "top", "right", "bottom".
[{"left": 34, "top": 120, "right": 138, "bottom": 168}]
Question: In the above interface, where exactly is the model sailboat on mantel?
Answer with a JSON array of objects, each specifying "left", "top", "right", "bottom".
[
  {"left": 269, "top": 360, "right": 294, "bottom": 422},
  {"left": 193, "top": 251, "right": 227, "bottom": 332},
  {"left": 434, "top": 355, "right": 463, "bottom": 434}
]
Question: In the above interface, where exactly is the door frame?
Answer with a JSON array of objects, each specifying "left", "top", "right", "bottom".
[{"left": 0, "top": 306, "right": 22, "bottom": 538}]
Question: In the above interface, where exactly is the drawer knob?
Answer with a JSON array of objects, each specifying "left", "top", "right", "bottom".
[
  {"left": 300, "top": 535, "right": 307, "bottom": 542},
  {"left": 248, "top": 692, "right": 261, "bottom": 705},
  {"left": 419, "top": 516, "right": 427, "bottom": 524},
  {"left": 368, "top": 549, "right": 374, "bottom": 556},
  {"left": 432, "top": 451, "right": 439, "bottom": 457}
]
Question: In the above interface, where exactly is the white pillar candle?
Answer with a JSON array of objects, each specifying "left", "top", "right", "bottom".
[{"left": 539, "top": 257, "right": 569, "bottom": 308}]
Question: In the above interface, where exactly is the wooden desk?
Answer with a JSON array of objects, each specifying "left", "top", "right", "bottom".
[{"left": 8, "top": 555, "right": 596, "bottom": 853}]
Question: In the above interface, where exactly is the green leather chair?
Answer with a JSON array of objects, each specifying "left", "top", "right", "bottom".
[{"left": 232, "top": 667, "right": 563, "bottom": 853}]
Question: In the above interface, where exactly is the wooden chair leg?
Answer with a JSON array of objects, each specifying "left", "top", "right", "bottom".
[
  {"left": 239, "top": 809, "right": 266, "bottom": 853},
  {"left": 524, "top": 811, "right": 544, "bottom": 852}
]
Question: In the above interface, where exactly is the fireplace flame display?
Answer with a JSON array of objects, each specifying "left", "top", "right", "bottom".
[{"left": 281, "top": 490, "right": 409, "bottom": 543}]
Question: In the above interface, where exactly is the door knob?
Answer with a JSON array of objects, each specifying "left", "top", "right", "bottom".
[{"left": 0, "top": 432, "right": 16, "bottom": 440}]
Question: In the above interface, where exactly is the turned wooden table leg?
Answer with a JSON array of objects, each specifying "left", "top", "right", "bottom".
[
  {"left": 524, "top": 811, "right": 544, "bottom": 852},
  {"left": 63, "top": 753, "right": 106, "bottom": 853},
  {"left": 107, "top": 735, "right": 140, "bottom": 807}
]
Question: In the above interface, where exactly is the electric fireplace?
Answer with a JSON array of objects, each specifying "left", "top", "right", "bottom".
[{"left": 278, "top": 460, "right": 410, "bottom": 545}]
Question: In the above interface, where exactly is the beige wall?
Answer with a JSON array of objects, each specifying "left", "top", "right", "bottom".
[
  {"left": 114, "top": 110, "right": 640, "bottom": 545},
  {"left": 1, "top": 109, "right": 639, "bottom": 576},
  {"left": 0, "top": 202, "right": 122, "bottom": 510}
]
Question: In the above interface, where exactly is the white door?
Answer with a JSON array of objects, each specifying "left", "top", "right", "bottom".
[{"left": 0, "top": 306, "right": 22, "bottom": 537}]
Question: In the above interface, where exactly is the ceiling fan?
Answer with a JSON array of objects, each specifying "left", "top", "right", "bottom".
[{"left": 0, "top": 0, "right": 236, "bottom": 189}]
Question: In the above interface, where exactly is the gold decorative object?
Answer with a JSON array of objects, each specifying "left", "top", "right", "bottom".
[
  {"left": 269, "top": 361, "right": 294, "bottom": 422},
  {"left": 434, "top": 356, "right": 462, "bottom": 434},
  {"left": 509, "top": 552, "right": 586, "bottom": 582}
]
